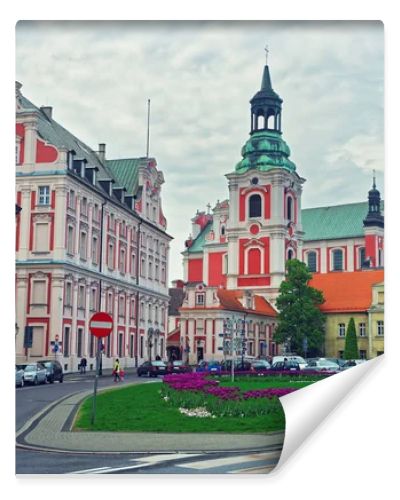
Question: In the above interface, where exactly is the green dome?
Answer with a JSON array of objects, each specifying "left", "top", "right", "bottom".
[{"left": 236, "top": 129, "right": 296, "bottom": 173}]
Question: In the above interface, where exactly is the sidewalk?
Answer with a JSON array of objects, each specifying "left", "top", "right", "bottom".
[{"left": 16, "top": 381, "right": 285, "bottom": 454}]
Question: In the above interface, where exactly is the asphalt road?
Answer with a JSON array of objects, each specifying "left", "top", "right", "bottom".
[{"left": 15, "top": 371, "right": 280, "bottom": 475}]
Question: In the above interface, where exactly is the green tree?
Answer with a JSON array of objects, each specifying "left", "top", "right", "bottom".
[
  {"left": 273, "top": 259, "right": 325, "bottom": 356},
  {"left": 344, "top": 317, "right": 359, "bottom": 360}
]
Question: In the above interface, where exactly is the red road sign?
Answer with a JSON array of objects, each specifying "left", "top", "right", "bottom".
[{"left": 89, "top": 312, "right": 113, "bottom": 338}]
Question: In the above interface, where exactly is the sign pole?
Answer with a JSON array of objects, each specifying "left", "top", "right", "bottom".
[{"left": 91, "top": 338, "right": 102, "bottom": 425}]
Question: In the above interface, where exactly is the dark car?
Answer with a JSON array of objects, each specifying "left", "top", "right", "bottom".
[
  {"left": 167, "top": 360, "right": 192, "bottom": 374},
  {"left": 270, "top": 361, "right": 301, "bottom": 371},
  {"left": 38, "top": 359, "right": 64, "bottom": 383},
  {"left": 196, "top": 360, "right": 222, "bottom": 374},
  {"left": 220, "top": 359, "right": 252, "bottom": 372},
  {"left": 137, "top": 360, "right": 167, "bottom": 377},
  {"left": 250, "top": 359, "right": 271, "bottom": 372}
]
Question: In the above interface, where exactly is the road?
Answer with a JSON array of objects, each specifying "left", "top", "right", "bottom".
[{"left": 16, "top": 371, "right": 281, "bottom": 474}]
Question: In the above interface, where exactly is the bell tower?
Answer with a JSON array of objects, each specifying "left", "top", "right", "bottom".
[
  {"left": 225, "top": 52, "right": 305, "bottom": 302},
  {"left": 363, "top": 172, "right": 384, "bottom": 268}
]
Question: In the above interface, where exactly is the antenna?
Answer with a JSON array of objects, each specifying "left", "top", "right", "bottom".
[{"left": 146, "top": 99, "right": 151, "bottom": 158}]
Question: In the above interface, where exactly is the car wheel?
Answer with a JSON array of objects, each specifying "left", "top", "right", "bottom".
[
  {"left": 34, "top": 377, "right": 38, "bottom": 386},
  {"left": 59, "top": 376, "right": 63, "bottom": 383}
]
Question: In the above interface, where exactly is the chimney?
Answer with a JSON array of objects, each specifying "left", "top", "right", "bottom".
[
  {"left": 98, "top": 143, "right": 106, "bottom": 162},
  {"left": 40, "top": 106, "right": 53, "bottom": 119}
]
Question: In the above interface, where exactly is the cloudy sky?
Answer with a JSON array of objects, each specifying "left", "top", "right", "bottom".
[{"left": 16, "top": 21, "right": 384, "bottom": 282}]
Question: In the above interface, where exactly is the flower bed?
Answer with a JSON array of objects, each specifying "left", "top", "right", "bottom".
[{"left": 161, "top": 372, "right": 310, "bottom": 418}]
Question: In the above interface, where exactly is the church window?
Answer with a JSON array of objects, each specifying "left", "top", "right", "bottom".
[
  {"left": 332, "top": 249, "right": 343, "bottom": 271},
  {"left": 307, "top": 251, "right": 317, "bottom": 272},
  {"left": 251, "top": 177, "right": 259, "bottom": 185},
  {"left": 221, "top": 225, "right": 226, "bottom": 236},
  {"left": 249, "top": 194, "right": 262, "bottom": 218},
  {"left": 287, "top": 249, "right": 294, "bottom": 260},
  {"left": 248, "top": 248, "right": 261, "bottom": 274},
  {"left": 358, "top": 247, "right": 366, "bottom": 269},
  {"left": 287, "top": 196, "right": 293, "bottom": 221}
]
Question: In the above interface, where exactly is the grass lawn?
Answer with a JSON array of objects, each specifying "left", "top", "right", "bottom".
[
  {"left": 73, "top": 375, "right": 322, "bottom": 434},
  {"left": 218, "top": 375, "right": 321, "bottom": 392}
]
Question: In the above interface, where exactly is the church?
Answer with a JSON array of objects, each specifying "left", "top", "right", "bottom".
[{"left": 168, "top": 59, "right": 384, "bottom": 364}]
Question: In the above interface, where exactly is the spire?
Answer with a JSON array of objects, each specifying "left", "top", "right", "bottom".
[
  {"left": 363, "top": 175, "right": 384, "bottom": 229},
  {"left": 373, "top": 169, "right": 376, "bottom": 190}
]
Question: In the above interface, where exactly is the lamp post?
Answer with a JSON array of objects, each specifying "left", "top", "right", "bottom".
[{"left": 148, "top": 327, "right": 154, "bottom": 362}]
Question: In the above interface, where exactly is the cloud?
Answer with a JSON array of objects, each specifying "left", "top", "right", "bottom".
[{"left": 325, "top": 134, "right": 384, "bottom": 173}]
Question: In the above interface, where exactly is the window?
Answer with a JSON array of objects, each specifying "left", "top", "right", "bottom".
[
  {"left": 307, "top": 251, "right": 317, "bottom": 272},
  {"left": 378, "top": 291, "right": 384, "bottom": 304},
  {"left": 338, "top": 350, "right": 344, "bottom": 359},
  {"left": 148, "top": 261, "right": 153, "bottom": 279},
  {"left": 249, "top": 194, "right": 262, "bottom": 218},
  {"left": 378, "top": 248, "right": 383, "bottom": 267},
  {"left": 358, "top": 247, "right": 366, "bottom": 269},
  {"left": 106, "top": 336, "right": 111, "bottom": 357},
  {"left": 148, "top": 304, "right": 153, "bottom": 322},
  {"left": 287, "top": 196, "right": 293, "bottom": 221},
  {"left": 155, "top": 264, "right": 159, "bottom": 281},
  {"left": 108, "top": 241, "right": 114, "bottom": 269},
  {"left": 16, "top": 142, "right": 21, "bottom": 165},
  {"left": 78, "top": 285, "right": 85, "bottom": 309},
  {"left": 153, "top": 206, "right": 157, "bottom": 221},
  {"left": 68, "top": 189, "right": 75, "bottom": 209},
  {"left": 38, "top": 186, "right": 50, "bottom": 205},
  {"left": 119, "top": 248, "right": 126, "bottom": 274},
  {"left": 92, "top": 236, "right": 98, "bottom": 264},
  {"left": 140, "top": 336, "right": 144, "bottom": 358},
  {"left": 377, "top": 320, "right": 384, "bottom": 336},
  {"left": 31, "top": 326, "right": 44, "bottom": 357},
  {"left": 359, "top": 350, "right": 367, "bottom": 360},
  {"left": 130, "top": 334, "right": 134, "bottom": 358},
  {"left": 161, "top": 266, "right": 166, "bottom": 284},
  {"left": 248, "top": 248, "right": 261, "bottom": 274},
  {"left": 80, "top": 197, "right": 88, "bottom": 216},
  {"left": 107, "top": 293, "right": 113, "bottom": 314},
  {"left": 155, "top": 306, "right": 159, "bottom": 324},
  {"left": 93, "top": 203, "right": 99, "bottom": 222},
  {"left": 141, "top": 258, "right": 146, "bottom": 277},
  {"left": 221, "top": 225, "right": 226, "bottom": 236},
  {"left": 130, "top": 299, "right": 135, "bottom": 319},
  {"left": 63, "top": 326, "right": 70, "bottom": 357},
  {"left": 32, "top": 280, "right": 46, "bottom": 305},
  {"left": 65, "top": 282, "right": 72, "bottom": 306},
  {"left": 119, "top": 296, "right": 125, "bottom": 318},
  {"left": 89, "top": 334, "right": 95, "bottom": 358},
  {"left": 140, "top": 302, "right": 145, "bottom": 321},
  {"left": 359, "top": 323, "right": 366, "bottom": 337},
  {"left": 90, "top": 288, "right": 97, "bottom": 311},
  {"left": 67, "top": 226, "right": 74, "bottom": 254},
  {"left": 34, "top": 223, "right": 49, "bottom": 252},
  {"left": 118, "top": 333, "right": 123, "bottom": 357},
  {"left": 338, "top": 323, "right": 346, "bottom": 337},
  {"left": 77, "top": 328, "right": 83, "bottom": 358},
  {"left": 79, "top": 231, "right": 87, "bottom": 260},
  {"left": 287, "top": 249, "right": 294, "bottom": 261},
  {"left": 332, "top": 249, "right": 343, "bottom": 271},
  {"left": 131, "top": 253, "right": 136, "bottom": 277},
  {"left": 196, "top": 293, "right": 205, "bottom": 306}
]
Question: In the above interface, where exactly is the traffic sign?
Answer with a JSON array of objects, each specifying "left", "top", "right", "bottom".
[{"left": 89, "top": 312, "right": 113, "bottom": 338}]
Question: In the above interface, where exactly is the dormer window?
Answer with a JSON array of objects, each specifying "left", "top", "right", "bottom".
[
  {"left": 196, "top": 293, "right": 205, "bottom": 306},
  {"left": 249, "top": 194, "right": 262, "bottom": 218}
]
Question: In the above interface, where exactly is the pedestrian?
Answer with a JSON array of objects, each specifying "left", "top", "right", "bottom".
[
  {"left": 80, "top": 357, "right": 87, "bottom": 374},
  {"left": 113, "top": 358, "right": 121, "bottom": 382},
  {"left": 283, "top": 357, "right": 289, "bottom": 370}
]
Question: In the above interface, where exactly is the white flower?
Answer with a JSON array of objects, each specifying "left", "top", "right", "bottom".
[{"left": 179, "top": 406, "right": 213, "bottom": 418}]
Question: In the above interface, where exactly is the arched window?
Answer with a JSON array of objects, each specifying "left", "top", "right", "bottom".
[
  {"left": 287, "top": 196, "right": 293, "bottom": 221},
  {"left": 307, "top": 251, "right": 317, "bottom": 272},
  {"left": 267, "top": 113, "right": 275, "bottom": 129},
  {"left": 257, "top": 114, "right": 264, "bottom": 129},
  {"left": 287, "top": 249, "right": 294, "bottom": 260},
  {"left": 221, "top": 225, "right": 226, "bottom": 236},
  {"left": 332, "top": 249, "right": 343, "bottom": 271},
  {"left": 249, "top": 194, "right": 262, "bottom": 218},
  {"left": 248, "top": 248, "right": 261, "bottom": 275}
]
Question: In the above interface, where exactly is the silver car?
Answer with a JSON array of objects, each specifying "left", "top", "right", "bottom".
[
  {"left": 305, "top": 358, "right": 340, "bottom": 372},
  {"left": 22, "top": 363, "right": 47, "bottom": 385},
  {"left": 15, "top": 366, "right": 25, "bottom": 387}
]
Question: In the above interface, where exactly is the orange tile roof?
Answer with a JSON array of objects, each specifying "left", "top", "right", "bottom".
[
  {"left": 310, "top": 270, "right": 384, "bottom": 313},
  {"left": 217, "top": 289, "right": 277, "bottom": 317}
]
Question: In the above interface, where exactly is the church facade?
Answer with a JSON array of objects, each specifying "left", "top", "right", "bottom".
[{"left": 173, "top": 61, "right": 384, "bottom": 364}]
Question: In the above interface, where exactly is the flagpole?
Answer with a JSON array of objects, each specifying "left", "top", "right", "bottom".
[{"left": 146, "top": 99, "right": 150, "bottom": 158}]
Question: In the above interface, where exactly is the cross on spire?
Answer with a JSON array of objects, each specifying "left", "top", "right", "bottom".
[
  {"left": 373, "top": 169, "right": 376, "bottom": 189},
  {"left": 264, "top": 44, "right": 269, "bottom": 64}
]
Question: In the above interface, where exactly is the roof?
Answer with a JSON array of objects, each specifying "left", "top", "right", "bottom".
[
  {"left": 217, "top": 289, "right": 277, "bottom": 317},
  {"left": 310, "top": 269, "right": 384, "bottom": 313},
  {"left": 168, "top": 288, "right": 185, "bottom": 316},
  {"left": 106, "top": 158, "right": 141, "bottom": 196},
  {"left": 302, "top": 201, "right": 384, "bottom": 241},
  {"left": 187, "top": 221, "right": 213, "bottom": 253},
  {"left": 167, "top": 327, "right": 181, "bottom": 344}
]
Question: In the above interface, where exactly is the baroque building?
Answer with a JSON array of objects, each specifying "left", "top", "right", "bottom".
[
  {"left": 15, "top": 82, "right": 172, "bottom": 371},
  {"left": 172, "top": 60, "right": 384, "bottom": 364}
]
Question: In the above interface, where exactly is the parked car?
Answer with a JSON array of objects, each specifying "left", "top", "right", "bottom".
[
  {"left": 196, "top": 360, "right": 222, "bottom": 374},
  {"left": 270, "top": 360, "right": 301, "bottom": 371},
  {"left": 22, "top": 363, "right": 47, "bottom": 385},
  {"left": 250, "top": 359, "right": 271, "bottom": 372},
  {"left": 137, "top": 360, "right": 167, "bottom": 377},
  {"left": 220, "top": 359, "right": 252, "bottom": 372},
  {"left": 326, "top": 358, "right": 347, "bottom": 369},
  {"left": 38, "top": 359, "right": 64, "bottom": 383},
  {"left": 166, "top": 360, "right": 192, "bottom": 374},
  {"left": 15, "top": 366, "right": 25, "bottom": 387},
  {"left": 305, "top": 358, "right": 340, "bottom": 372},
  {"left": 272, "top": 355, "right": 307, "bottom": 369},
  {"left": 341, "top": 359, "right": 367, "bottom": 370}
]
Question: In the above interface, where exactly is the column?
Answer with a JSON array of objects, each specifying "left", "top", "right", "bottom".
[
  {"left": 23, "top": 119, "right": 38, "bottom": 167},
  {"left": 53, "top": 185, "right": 68, "bottom": 260},
  {"left": 49, "top": 273, "right": 65, "bottom": 353},
  {"left": 18, "top": 185, "right": 32, "bottom": 260},
  {"left": 15, "top": 273, "right": 29, "bottom": 361}
]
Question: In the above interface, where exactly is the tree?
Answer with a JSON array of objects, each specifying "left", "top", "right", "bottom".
[
  {"left": 273, "top": 259, "right": 325, "bottom": 356},
  {"left": 344, "top": 317, "right": 359, "bottom": 360}
]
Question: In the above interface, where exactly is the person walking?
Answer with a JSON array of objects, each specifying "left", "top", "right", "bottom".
[
  {"left": 80, "top": 357, "right": 87, "bottom": 374},
  {"left": 113, "top": 358, "right": 121, "bottom": 382}
]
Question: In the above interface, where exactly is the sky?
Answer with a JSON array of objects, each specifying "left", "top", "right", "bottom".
[{"left": 15, "top": 20, "right": 384, "bottom": 283}]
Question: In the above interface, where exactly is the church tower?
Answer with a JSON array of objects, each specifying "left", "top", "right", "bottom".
[
  {"left": 225, "top": 54, "right": 305, "bottom": 301},
  {"left": 363, "top": 172, "right": 384, "bottom": 268}
]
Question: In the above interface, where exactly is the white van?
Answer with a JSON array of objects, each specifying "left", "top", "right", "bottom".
[{"left": 272, "top": 355, "right": 307, "bottom": 370}]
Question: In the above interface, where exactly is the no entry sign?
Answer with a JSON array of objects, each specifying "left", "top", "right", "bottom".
[{"left": 89, "top": 312, "right": 113, "bottom": 338}]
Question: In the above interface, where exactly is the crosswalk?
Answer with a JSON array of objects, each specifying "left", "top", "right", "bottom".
[{"left": 70, "top": 450, "right": 281, "bottom": 475}]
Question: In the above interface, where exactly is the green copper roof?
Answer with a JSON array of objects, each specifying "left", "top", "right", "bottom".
[
  {"left": 106, "top": 158, "right": 141, "bottom": 195},
  {"left": 187, "top": 222, "right": 213, "bottom": 253},
  {"left": 302, "top": 201, "right": 384, "bottom": 241},
  {"left": 235, "top": 130, "right": 296, "bottom": 173}
]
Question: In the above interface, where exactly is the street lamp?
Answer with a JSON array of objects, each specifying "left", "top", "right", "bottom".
[{"left": 148, "top": 327, "right": 154, "bottom": 362}]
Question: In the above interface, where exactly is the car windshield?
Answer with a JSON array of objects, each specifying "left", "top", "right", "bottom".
[
  {"left": 25, "top": 365, "right": 36, "bottom": 372},
  {"left": 152, "top": 361, "right": 166, "bottom": 366},
  {"left": 173, "top": 361, "right": 184, "bottom": 366},
  {"left": 40, "top": 362, "right": 52, "bottom": 368},
  {"left": 319, "top": 360, "right": 338, "bottom": 366}
]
